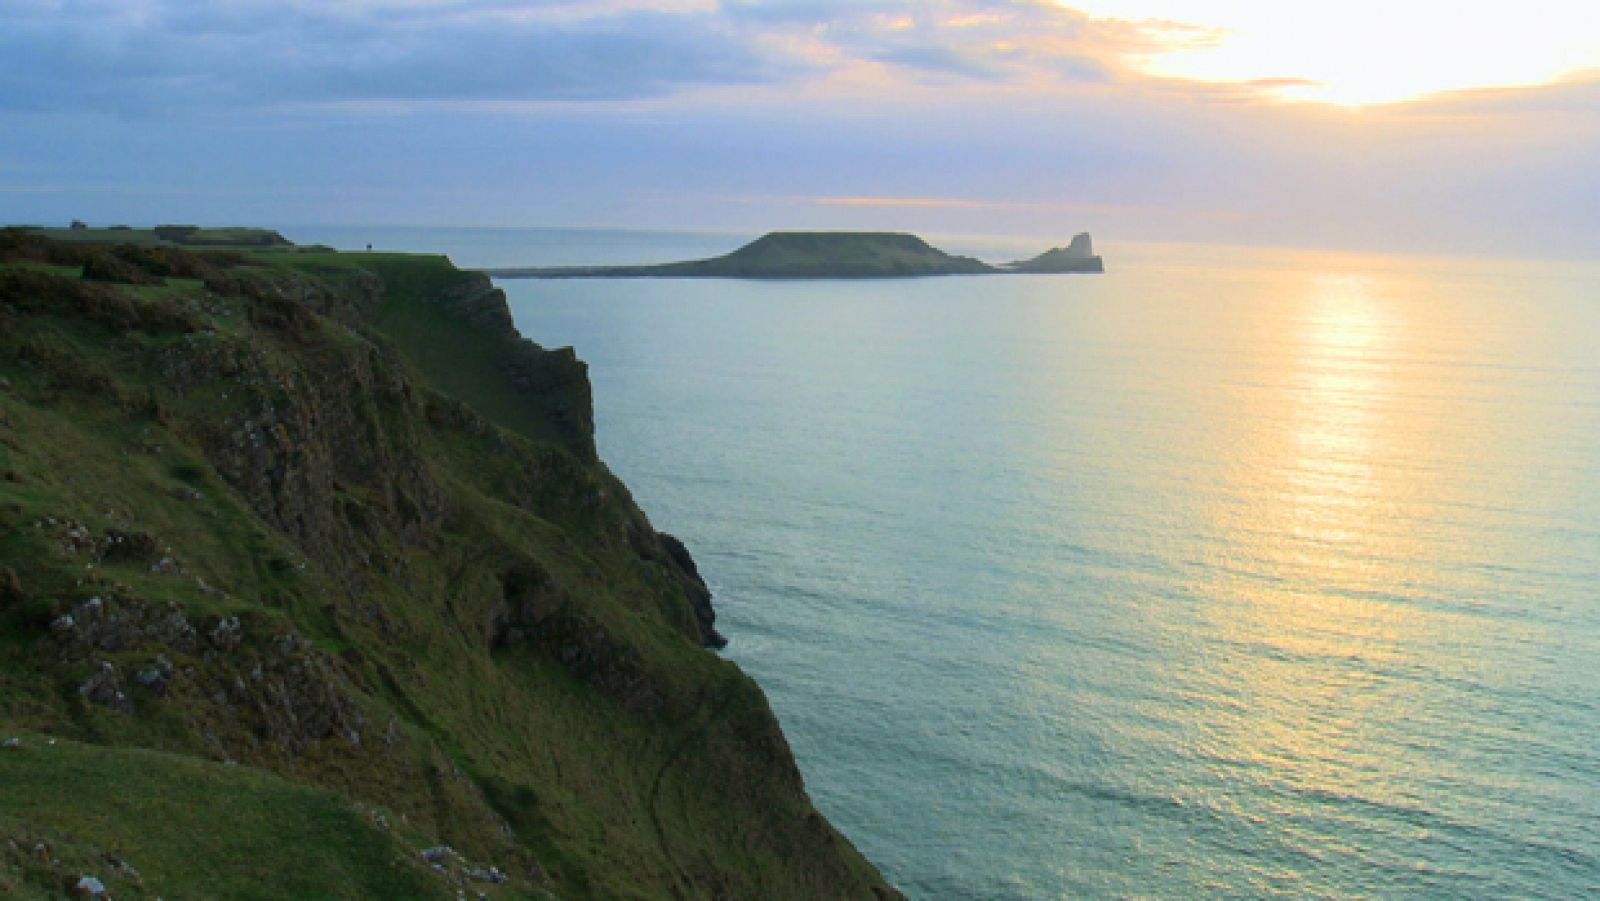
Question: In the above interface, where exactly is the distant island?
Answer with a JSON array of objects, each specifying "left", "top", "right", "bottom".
[{"left": 483, "top": 230, "right": 1104, "bottom": 279}]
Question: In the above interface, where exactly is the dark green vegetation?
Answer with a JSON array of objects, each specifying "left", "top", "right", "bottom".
[
  {"left": 0, "top": 230, "right": 897, "bottom": 899},
  {"left": 485, "top": 230, "right": 1102, "bottom": 279},
  {"left": 0, "top": 732, "right": 444, "bottom": 899},
  {"left": 29, "top": 224, "right": 300, "bottom": 249}
]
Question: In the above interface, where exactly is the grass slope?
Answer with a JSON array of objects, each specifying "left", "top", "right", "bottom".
[
  {"left": 0, "top": 230, "right": 896, "bottom": 899},
  {"left": 0, "top": 733, "right": 449, "bottom": 900},
  {"left": 27, "top": 226, "right": 297, "bottom": 249}
]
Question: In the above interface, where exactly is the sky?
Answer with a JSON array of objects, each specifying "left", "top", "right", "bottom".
[{"left": 2, "top": 0, "right": 1598, "bottom": 257}]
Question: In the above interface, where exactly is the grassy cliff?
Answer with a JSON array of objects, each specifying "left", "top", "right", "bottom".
[{"left": 0, "top": 230, "right": 897, "bottom": 899}]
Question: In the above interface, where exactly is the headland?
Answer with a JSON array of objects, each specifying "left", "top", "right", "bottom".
[{"left": 484, "top": 230, "right": 1105, "bottom": 279}]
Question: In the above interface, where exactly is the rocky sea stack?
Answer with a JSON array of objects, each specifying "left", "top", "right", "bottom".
[
  {"left": 0, "top": 227, "right": 897, "bottom": 899},
  {"left": 1004, "top": 232, "right": 1105, "bottom": 273}
]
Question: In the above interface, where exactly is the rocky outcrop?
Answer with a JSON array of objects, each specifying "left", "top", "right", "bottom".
[
  {"left": 1005, "top": 232, "right": 1105, "bottom": 273},
  {"left": 430, "top": 274, "right": 517, "bottom": 333},
  {"left": 498, "top": 342, "right": 594, "bottom": 456},
  {"left": 660, "top": 532, "right": 726, "bottom": 647},
  {"left": 486, "top": 563, "right": 567, "bottom": 649},
  {"left": 40, "top": 588, "right": 370, "bottom": 758}
]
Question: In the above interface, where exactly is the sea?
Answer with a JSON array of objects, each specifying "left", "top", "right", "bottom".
[{"left": 286, "top": 226, "right": 1600, "bottom": 899}]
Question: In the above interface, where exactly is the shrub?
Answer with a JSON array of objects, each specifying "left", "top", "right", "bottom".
[
  {"left": 154, "top": 224, "right": 200, "bottom": 242},
  {"left": 0, "top": 268, "right": 200, "bottom": 334},
  {"left": 82, "top": 250, "right": 162, "bottom": 285}
]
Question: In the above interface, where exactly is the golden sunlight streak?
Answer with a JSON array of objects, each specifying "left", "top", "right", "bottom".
[
  {"left": 1185, "top": 269, "right": 1436, "bottom": 794},
  {"left": 1283, "top": 276, "right": 1390, "bottom": 544},
  {"left": 1062, "top": 0, "right": 1600, "bottom": 105}
]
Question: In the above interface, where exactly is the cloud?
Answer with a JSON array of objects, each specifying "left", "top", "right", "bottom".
[
  {"left": 5, "top": 1, "right": 1592, "bottom": 117},
  {"left": 1405, "top": 71, "right": 1600, "bottom": 118},
  {"left": 816, "top": 195, "right": 1011, "bottom": 208},
  {"left": 4, "top": 1, "right": 1594, "bottom": 258},
  {"left": 0, "top": 0, "right": 1172, "bottom": 115},
  {"left": 867, "top": 44, "right": 1011, "bottom": 81},
  {"left": 811, "top": 195, "right": 1143, "bottom": 214},
  {"left": 0, "top": 1, "right": 791, "bottom": 112},
  {"left": 725, "top": 1, "right": 1144, "bottom": 83}
]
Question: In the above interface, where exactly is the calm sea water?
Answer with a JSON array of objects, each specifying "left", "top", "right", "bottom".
[{"left": 293, "top": 228, "right": 1600, "bottom": 898}]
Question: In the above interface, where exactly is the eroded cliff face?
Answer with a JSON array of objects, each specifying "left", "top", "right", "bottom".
[
  {"left": 423, "top": 273, "right": 597, "bottom": 459},
  {"left": 0, "top": 231, "right": 891, "bottom": 899}
]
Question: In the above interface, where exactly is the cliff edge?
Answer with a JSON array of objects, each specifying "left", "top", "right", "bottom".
[{"left": 0, "top": 229, "right": 897, "bottom": 899}]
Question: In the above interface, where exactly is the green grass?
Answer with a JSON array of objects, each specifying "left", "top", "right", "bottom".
[
  {"left": 4, "top": 262, "right": 84, "bottom": 279},
  {"left": 0, "top": 731, "right": 451, "bottom": 899},
  {"left": 28, "top": 226, "right": 292, "bottom": 249},
  {"left": 0, "top": 238, "right": 897, "bottom": 900},
  {"left": 27, "top": 227, "right": 167, "bottom": 245}
]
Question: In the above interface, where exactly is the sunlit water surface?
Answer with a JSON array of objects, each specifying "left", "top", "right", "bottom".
[{"left": 294, "top": 228, "right": 1600, "bottom": 897}]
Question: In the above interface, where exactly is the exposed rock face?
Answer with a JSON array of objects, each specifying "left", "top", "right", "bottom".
[
  {"left": 486, "top": 563, "right": 567, "bottom": 648},
  {"left": 660, "top": 532, "right": 726, "bottom": 647},
  {"left": 432, "top": 275, "right": 516, "bottom": 333},
  {"left": 498, "top": 343, "right": 594, "bottom": 457},
  {"left": 193, "top": 327, "right": 449, "bottom": 592},
  {"left": 78, "top": 661, "right": 132, "bottom": 713},
  {"left": 1063, "top": 232, "right": 1095, "bottom": 260},
  {"left": 1006, "top": 232, "right": 1106, "bottom": 273},
  {"left": 46, "top": 591, "right": 369, "bottom": 756}
]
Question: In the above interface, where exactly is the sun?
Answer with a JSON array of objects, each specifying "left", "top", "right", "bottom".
[{"left": 1062, "top": 0, "right": 1600, "bottom": 106}]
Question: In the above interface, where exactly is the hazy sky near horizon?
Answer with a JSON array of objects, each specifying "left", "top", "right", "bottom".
[{"left": 2, "top": 0, "right": 1598, "bottom": 257}]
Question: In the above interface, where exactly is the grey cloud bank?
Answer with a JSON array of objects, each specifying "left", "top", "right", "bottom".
[
  {"left": 1, "top": 0, "right": 1595, "bottom": 259},
  {"left": 0, "top": 0, "right": 1137, "bottom": 110},
  {"left": 0, "top": 3, "right": 787, "bottom": 109}
]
